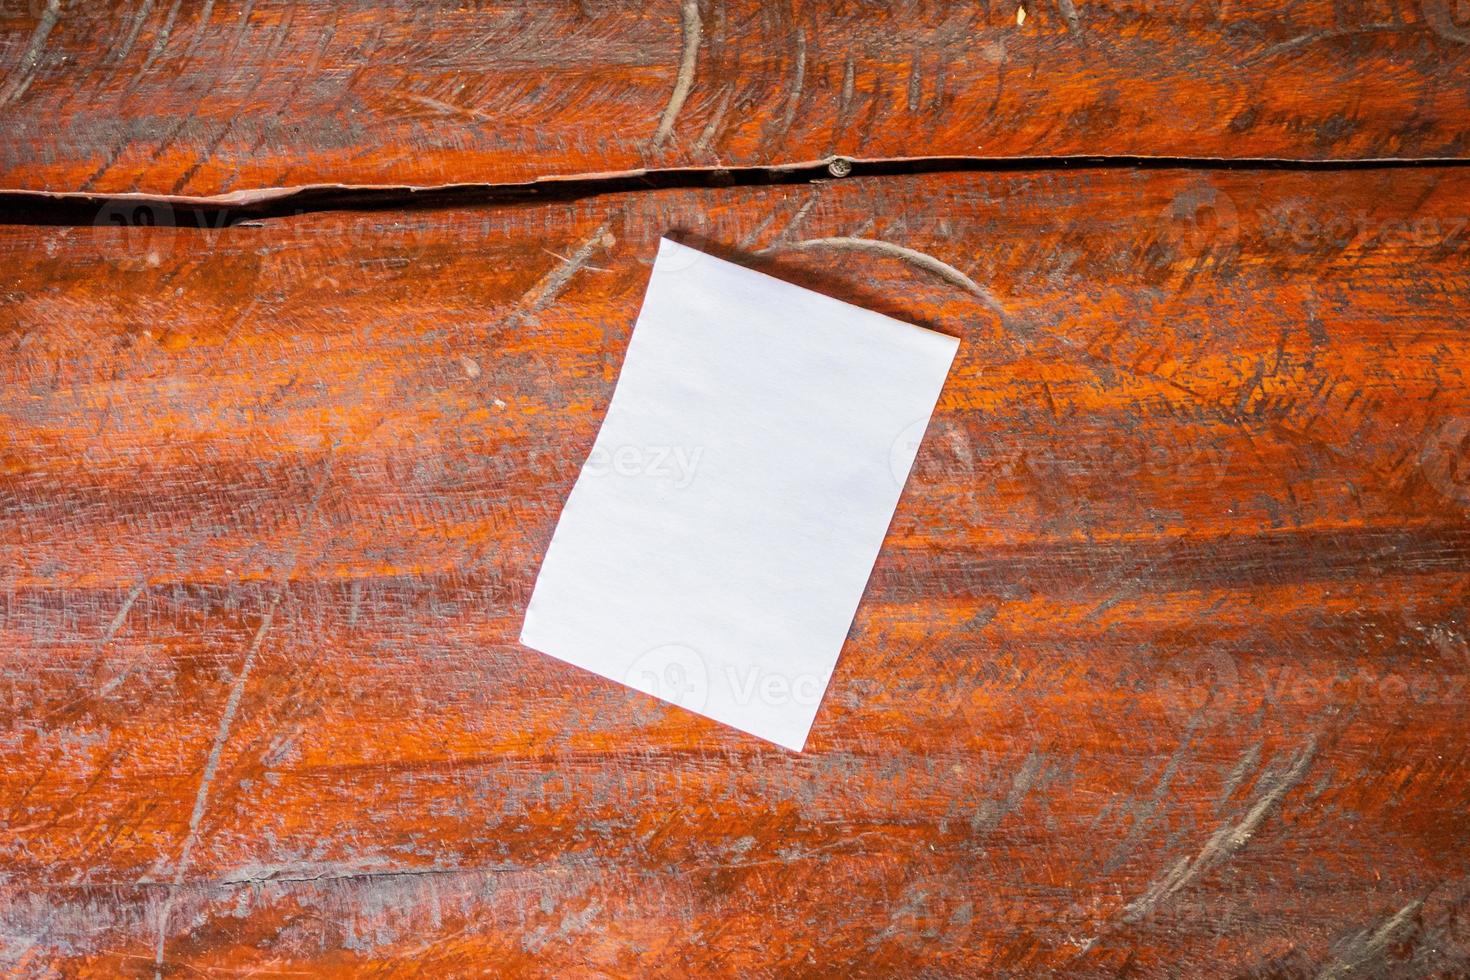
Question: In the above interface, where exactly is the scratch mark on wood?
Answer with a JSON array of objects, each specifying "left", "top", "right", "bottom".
[
  {"left": 774, "top": 236, "right": 1007, "bottom": 318},
  {"left": 88, "top": 580, "right": 150, "bottom": 697},
  {"left": 152, "top": 453, "right": 334, "bottom": 976},
  {"left": 180, "top": 0, "right": 215, "bottom": 62},
  {"left": 1118, "top": 736, "right": 1318, "bottom": 924},
  {"left": 1220, "top": 740, "right": 1265, "bottom": 805},
  {"left": 152, "top": 604, "right": 276, "bottom": 975},
  {"left": 1102, "top": 722, "right": 1197, "bottom": 873},
  {"left": 539, "top": 245, "right": 608, "bottom": 272},
  {"left": 1049, "top": 332, "right": 1375, "bottom": 487},
  {"left": 236, "top": 6, "right": 337, "bottom": 174},
  {"left": 778, "top": 32, "right": 807, "bottom": 136},
  {"left": 90, "top": 0, "right": 218, "bottom": 188},
  {"left": 1317, "top": 899, "right": 1424, "bottom": 979},
  {"left": 348, "top": 579, "right": 362, "bottom": 627},
  {"left": 509, "top": 220, "right": 614, "bottom": 327},
  {"left": 142, "top": 0, "right": 182, "bottom": 69},
  {"left": 1245, "top": 23, "right": 1407, "bottom": 65},
  {"left": 400, "top": 92, "right": 497, "bottom": 125},
  {"left": 763, "top": 192, "right": 821, "bottom": 249},
  {"left": 651, "top": 0, "right": 702, "bottom": 148},
  {"left": 222, "top": 0, "right": 257, "bottom": 68},
  {"left": 168, "top": 0, "right": 283, "bottom": 195},
  {"left": 111, "top": 0, "right": 156, "bottom": 68},
  {"left": 123, "top": 0, "right": 184, "bottom": 97},
  {"left": 972, "top": 749, "right": 1046, "bottom": 833},
  {"left": 736, "top": 211, "right": 778, "bottom": 249},
  {"left": 906, "top": 48, "right": 922, "bottom": 113},
  {"left": 38, "top": 579, "right": 149, "bottom": 721},
  {"left": 0, "top": 0, "right": 63, "bottom": 107},
  {"left": 1084, "top": 556, "right": 1163, "bottom": 622},
  {"left": 181, "top": 612, "right": 276, "bottom": 880},
  {"left": 99, "top": 580, "right": 147, "bottom": 648},
  {"left": 108, "top": 0, "right": 241, "bottom": 191},
  {"left": 839, "top": 53, "right": 856, "bottom": 114},
  {"left": 1057, "top": 0, "right": 1081, "bottom": 34},
  {"left": 694, "top": 84, "right": 733, "bottom": 157}
]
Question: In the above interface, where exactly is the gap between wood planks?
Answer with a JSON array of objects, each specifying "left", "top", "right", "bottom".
[{"left": 3, "top": 153, "right": 1470, "bottom": 227}]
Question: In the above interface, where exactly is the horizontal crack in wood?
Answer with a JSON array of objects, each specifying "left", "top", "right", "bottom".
[{"left": 4, "top": 154, "right": 1470, "bottom": 227}]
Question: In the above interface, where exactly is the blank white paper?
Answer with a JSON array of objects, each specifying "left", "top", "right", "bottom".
[{"left": 520, "top": 237, "right": 960, "bottom": 751}]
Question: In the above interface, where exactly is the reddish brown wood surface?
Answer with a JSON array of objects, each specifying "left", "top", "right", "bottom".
[
  {"left": 3, "top": 168, "right": 1470, "bottom": 974},
  {"left": 3, "top": 0, "right": 1470, "bottom": 196}
]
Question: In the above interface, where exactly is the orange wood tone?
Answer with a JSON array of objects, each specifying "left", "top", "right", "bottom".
[
  {"left": 3, "top": 168, "right": 1470, "bottom": 974},
  {"left": 2, "top": 0, "right": 1470, "bottom": 196}
]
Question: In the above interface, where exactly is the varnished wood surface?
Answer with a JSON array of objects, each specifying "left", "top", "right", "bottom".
[
  {"left": 3, "top": 168, "right": 1470, "bottom": 974},
  {"left": 3, "top": 0, "right": 1470, "bottom": 196}
]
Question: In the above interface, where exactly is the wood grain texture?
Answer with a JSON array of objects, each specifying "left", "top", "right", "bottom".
[
  {"left": 3, "top": 168, "right": 1470, "bottom": 975},
  {"left": 3, "top": 0, "right": 1470, "bottom": 196}
]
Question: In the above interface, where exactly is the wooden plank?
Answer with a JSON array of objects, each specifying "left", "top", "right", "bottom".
[
  {"left": 2, "top": 1, "right": 1470, "bottom": 196},
  {"left": 2, "top": 167, "right": 1470, "bottom": 974}
]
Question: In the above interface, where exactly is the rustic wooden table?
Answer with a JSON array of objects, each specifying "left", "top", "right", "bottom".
[{"left": 3, "top": 1, "right": 1470, "bottom": 976}]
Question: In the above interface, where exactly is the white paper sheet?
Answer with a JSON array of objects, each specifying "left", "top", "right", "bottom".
[{"left": 519, "top": 237, "right": 960, "bottom": 751}]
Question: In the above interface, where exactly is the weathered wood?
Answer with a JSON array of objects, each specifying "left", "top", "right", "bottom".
[
  {"left": 2, "top": 1, "right": 1470, "bottom": 197},
  {"left": 2, "top": 168, "right": 1469, "bottom": 974}
]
